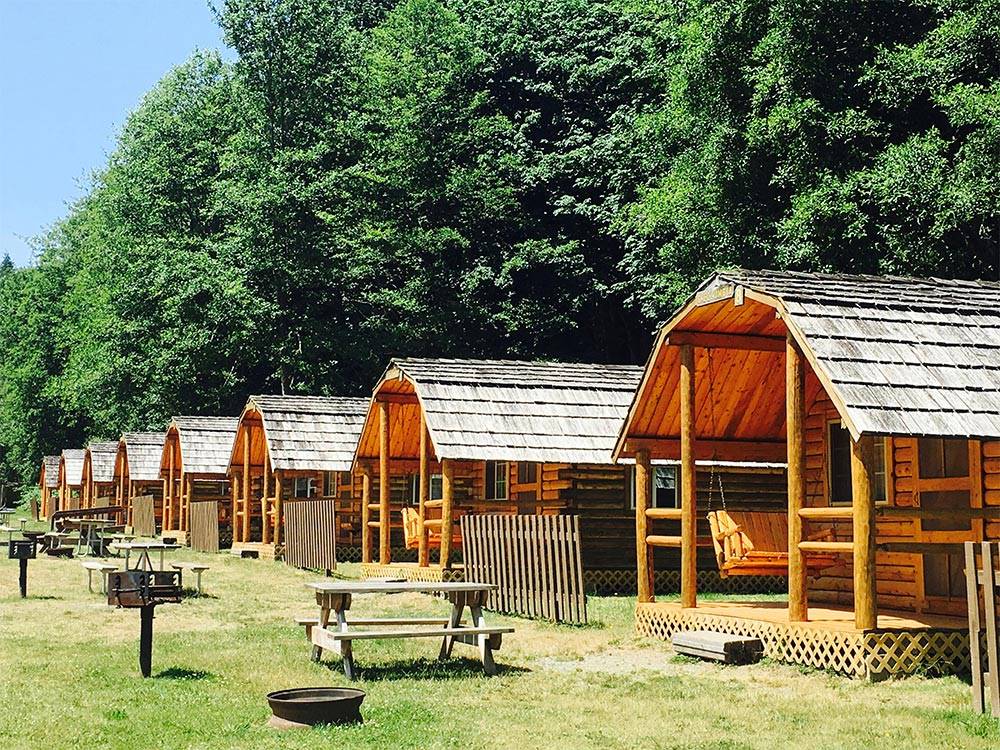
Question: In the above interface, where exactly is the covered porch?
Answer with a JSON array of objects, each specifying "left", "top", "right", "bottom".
[{"left": 615, "top": 270, "right": 999, "bottom": 677}]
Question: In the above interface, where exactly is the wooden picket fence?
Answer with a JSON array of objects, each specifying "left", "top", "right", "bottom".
[
  {"left": 190, "top": 500, "right": 220, "bottom": 553},
  {"left": 966, "top": 541, "right": 1000, "bottom": 715},
  {"left": 131, "top": 495, "right": 156, "bottom": 537},
  {"left": 284, "top": 499, "right": 337, "bottom": 572},
  {"left": 460, "top": 514, "right": 587, "bottom": 624}
]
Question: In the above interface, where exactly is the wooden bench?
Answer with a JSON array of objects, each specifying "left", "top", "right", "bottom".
[
  {"left": 170, "top": 562, "right": 210, "bottom": 594},
  {"left": 671, "top": 630, "right": 764, "bottom": 665},
  {"left": 81, "top": 561, "right": 119, "bottom": 594},
  {"left": 295, "top": 615, "right": 467, "bottom": 641}
]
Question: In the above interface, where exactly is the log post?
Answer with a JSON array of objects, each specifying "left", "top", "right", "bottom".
[
  {"left": 635, "top": 448, "right": 653, "bottom": 603},
  {"left": 183, "top": 474, "right": 192, "bottom": 533},
  {"left": 418, "top": 415, "right": 430, "bottom": 568},
  {"left": 379, "top": 400, "right": 391, "bottom": 566},
  {"left": 261, "top": 456, "right": 271, "bottom": 546},
  {"left": 679, "top": 343, "right": 697, "bottom": 609},
  {"left": 361, "top": 464, "right": 372, "bottom": 564},
  {"left": 852, "top": 436, "right": 878, "bottom": 630},
  {"left": 241, "top": 426, "right": 251, "bottom": 543},
  {"left": 440, "top": 458, "right": 454, "bottom": 569},
  {"left": 274, "top": 469, "right": 284, "bottom": 547},
  {"left": 230, "top": 475, "right": 238, "bottom": 543},
  {"left": 787, "top": 335, "right": 808, "bottom": 622}
]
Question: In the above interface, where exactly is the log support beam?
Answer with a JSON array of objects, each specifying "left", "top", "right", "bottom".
[
  {"left": 274, "top": 469, "right": 284, "bottom": 547},
  {"left": 635, "top": 448, "right": 653, "bottom": 603},
  {"left": 440, "top": 459, "right": 455, "bottom": 570},
  {"left": 379, "top": 400, "right": 391, "bottom": 565},
  {"left": 418, "top": 415, "right": 430, "bottom": 568},
  {"left": 361, "top": 464, "right": 373, "bottom": 564},
  {"left": 679, "top": 343, "right": 697, "bottom": 609},
  {"left": 787, "top": 334, "right": 808, "bottom": 622},
  {"left": 241, "top": 427, "right": 251, "bottom": 544},
  {"left": 852, "top": 436, "right": 878, "bottom": 630}
]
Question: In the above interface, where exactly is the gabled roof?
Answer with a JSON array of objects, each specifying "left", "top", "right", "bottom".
[
  {"left": 616, "top": 268, "right": 1000, "bottom": 458},
  {"left": 120, "top": 432, "right": 167, "bottom": 481},
  {"left": 166, "top": 416, "right": 239, "bottom": 475},
  {"left": 86, "top": 441, "right": 119, "bottom": 483},
  {"left": 238, "top": 395, "right": 369, "bottom": 472},
  {"left": 712, "top": 269, "right": 1000, "bottom": 438},
  {"left": 61, "top": 449, "right": 86, "bottom": 486},
  {"left": 40, "top": 455, "right": 60, "bottom": 489},
  {"left": 359, "top": 357, "right": 643, "bottom": 464}
]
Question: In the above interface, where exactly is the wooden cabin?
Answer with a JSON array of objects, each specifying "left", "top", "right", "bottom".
[
  {"left": 82, "top": 441, "right": 120, "bottom": 509},
  {"left": 227, "top": 395, "right": 368, "bottom": 559},
  {"left": 615, "top": 268, "right": 1000, "bottom": 679},
  {"left": 159, "top": 416, "right": 238, "bottom": 548},
  {"left": 353, "top": 357, "right": 786, "bottom": 590},
  {"left": 59, "top": 449, "right": 86, "bottom": 511},
  {"left": 115, "top": 432, "right": 166, "bottom": 529},
  {"left": 38, "top": 455, "right": 61, "bottom": 519}
]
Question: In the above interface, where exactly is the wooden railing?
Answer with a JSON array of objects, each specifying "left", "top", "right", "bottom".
[
  {"left": 460, "top": 514, "right": 587, "bottom": 624},
  {"left": 190, "top": 500, "right": 220, "bottom": 553},
  {"left": 966, "top": 541, "right": 1000, "bottom": 716},
  {"left": 284, "top": 499, "right": 337, "bottom": 572}
]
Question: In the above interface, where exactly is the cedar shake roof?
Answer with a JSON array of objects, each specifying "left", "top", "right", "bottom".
[
  {"left": 40, "top": 455, "right": 60, "bottom": 489},
  {"left": 358, "top": 358, "right": 643, "bottom": 464},
  {"left": 86, "top": 441, "right": 119, "bottom": 483},
  {"left": 166, "top": 416, "right": 239, "bottom": 475},
  {"left": 712, "top": 269, "right": 1000, "bottom": 438},
  {"left": 61, "top": 449, "right": 86, "bottom": 486},
  {"left": 121, "top": 432, "right": 167, "bottom": 481},
  {"left": 240, "top": 395, "right": 369, "bottom": 472}
]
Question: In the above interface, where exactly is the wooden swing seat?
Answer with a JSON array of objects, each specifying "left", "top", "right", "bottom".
[
  {"left": 401, "top": 507, "right": 461, "bottom": 550},
  {"left": 707, "top": 510, "right": 839, "bottom": 578}
]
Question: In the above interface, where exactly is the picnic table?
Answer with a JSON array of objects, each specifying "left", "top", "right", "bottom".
[
  {"left": 75, "top": 518, "right": 115, "bottom": 557},
  {"left": 108, "top": 541, "right": 181, "bottom": 572},
  {"left": 302, "top": 580, "right": 514, "bottom": 680},
  {"left": 0, "top": 508, "right": 14, "bottom": 526}
]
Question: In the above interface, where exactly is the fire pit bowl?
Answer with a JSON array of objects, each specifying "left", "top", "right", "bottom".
[{"left": 266, "top": 687, "right": 365, "bottom": 727}]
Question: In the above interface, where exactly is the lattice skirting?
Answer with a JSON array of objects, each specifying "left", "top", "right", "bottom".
[
  {"left": 635, "top": 604, "right": 970, "bottom": 680},
  {"left": 230, "top": 542, "right": 278, "bottom": 561},
  {"left": 360, "top": 562, "right": 465, "bottom": 583},
  {"left": 583, "top": 569, "right": 786, "bottom": 596},
  {"left": 338, "top": 546, "right": 460, "bottom": 565}
]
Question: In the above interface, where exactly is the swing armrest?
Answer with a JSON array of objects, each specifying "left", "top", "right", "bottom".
[{"left": 713, "top": 524, "right": 744, "bottom": 542}]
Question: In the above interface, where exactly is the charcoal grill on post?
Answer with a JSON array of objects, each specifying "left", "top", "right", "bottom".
[
  {"left": 8, "top": 539, "right": 36, "bottom": 598},
  {"left": 107, "top": 570, "right": 182, "bottom": 677}
]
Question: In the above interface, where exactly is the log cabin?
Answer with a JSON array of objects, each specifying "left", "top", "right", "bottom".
[
  {"left": 226, "top": 395, "right": 368, "bottom": 560},
  {"left": 159, "top": 416, "right": 239, "bottom": 548},
  {"left": 59, "top": 449, "right": 86, "bottom": 511},
  {"left": 115, "top": 432, "right": 166, "bottom": 529},
  {"left": 38, "top": 455, "right": 61, "bottom": 519},
  {"left": 82, "top": 441, "right": 120, "bottom": 509},
  {"left": 353, "top": 357, "right": 787, "bottom": 591},
  {"left": 615, "top": 268, "right": 1000, "bottom": 678}
]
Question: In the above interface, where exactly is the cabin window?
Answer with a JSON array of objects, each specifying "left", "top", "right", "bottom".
[
  {"left": 918, "top": 437, "right": 969, "bottom": 479},
  {"left": 516, "top": 462, "right": 538, "bottom": 485},
  {"left": 408, "top": 474, "right": 443, "bottom": 505},
  {"left": 485, "top": 461, "right": 508, "bottom": 500},
  {"left": 323, "top": 471, "right": 338, "bottom": 497},
  {"left": 629, "top": 466, "right": 680, "bottom": 509},
  {"left": 923, "top": 553, "right": 966, "bottom": 598},
  {"left": 293, "top": 477, "right": 315, "bottom": 498},
  {"left": 828, "top": 422, "right": 888, "bottom": 505}
]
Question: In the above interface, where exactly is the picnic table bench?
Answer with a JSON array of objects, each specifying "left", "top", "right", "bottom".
[
  {"left": 302, "top": 580, "right": 514, "bottom": 680},
  {"left": 81, "top": 561, "right": 119, "bottom": 594},
  {"left": 170, "top": 562, "right": 210, "bottom": 594}
]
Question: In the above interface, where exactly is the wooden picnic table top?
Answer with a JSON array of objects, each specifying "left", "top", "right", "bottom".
[
  {"left": 108, "top": 541, "right": 181, "bottom": 551},
  {"left": 307, "top": 580, "right": 497, "bottom": 595}
]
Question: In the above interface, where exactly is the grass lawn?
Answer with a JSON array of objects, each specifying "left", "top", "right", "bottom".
[{"left": 1, "top": 512, "right": 997, "bottom": 749}]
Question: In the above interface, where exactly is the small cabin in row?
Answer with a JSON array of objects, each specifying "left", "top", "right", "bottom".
[
  {"left": 226, "top": 395, "right": 368, "bottom": 558},
  {"left": 115, "top": 432, "right": 166, "bottom": 526},
  {"left": 617, "top": 268, "right": 1000, "bottom": 678},
  {"left": 160, "top": 416, "right": 238, "bottom": 545},
  {"left": 82, "top": 441, "right": 120, "bottom": 508},
  {"left": 59, "top": 449, "right": 86, "bottom": 511},
  {"left": 38, "top": 455, "right": 60, "bottom": 519}
]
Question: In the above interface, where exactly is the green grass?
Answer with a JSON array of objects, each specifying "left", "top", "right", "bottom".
[{"left": 1, "top": 510, "right": 997, "bottom": 749}]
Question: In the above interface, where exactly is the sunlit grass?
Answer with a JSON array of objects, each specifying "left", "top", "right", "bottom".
[{"left": 0, "top": 509, "right": 997, "bottom": 749}]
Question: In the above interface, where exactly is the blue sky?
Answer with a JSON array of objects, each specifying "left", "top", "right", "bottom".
[{"left": 0, "top": 1, "right": 230, "bottom": 265}]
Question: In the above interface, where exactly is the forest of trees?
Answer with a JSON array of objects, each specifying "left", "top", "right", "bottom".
[{"left": 1, "top": 0, "right": 997, "bottom": 497}]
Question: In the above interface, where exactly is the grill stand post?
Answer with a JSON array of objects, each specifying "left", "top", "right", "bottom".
[
  {"left": 18, "top": 558, "right": 27, "bottom": 598},
  {"left": 139, "top": 605, "right": 155, "bottom": 678}
]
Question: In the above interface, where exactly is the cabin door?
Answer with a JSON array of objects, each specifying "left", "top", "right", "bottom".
[{"left": 915, "top": 438, "right": 982, "bottom": 615}]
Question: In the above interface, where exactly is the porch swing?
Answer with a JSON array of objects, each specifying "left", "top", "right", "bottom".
[{"left": 700, "top": 349, "right": 838, "bottom": 578}]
